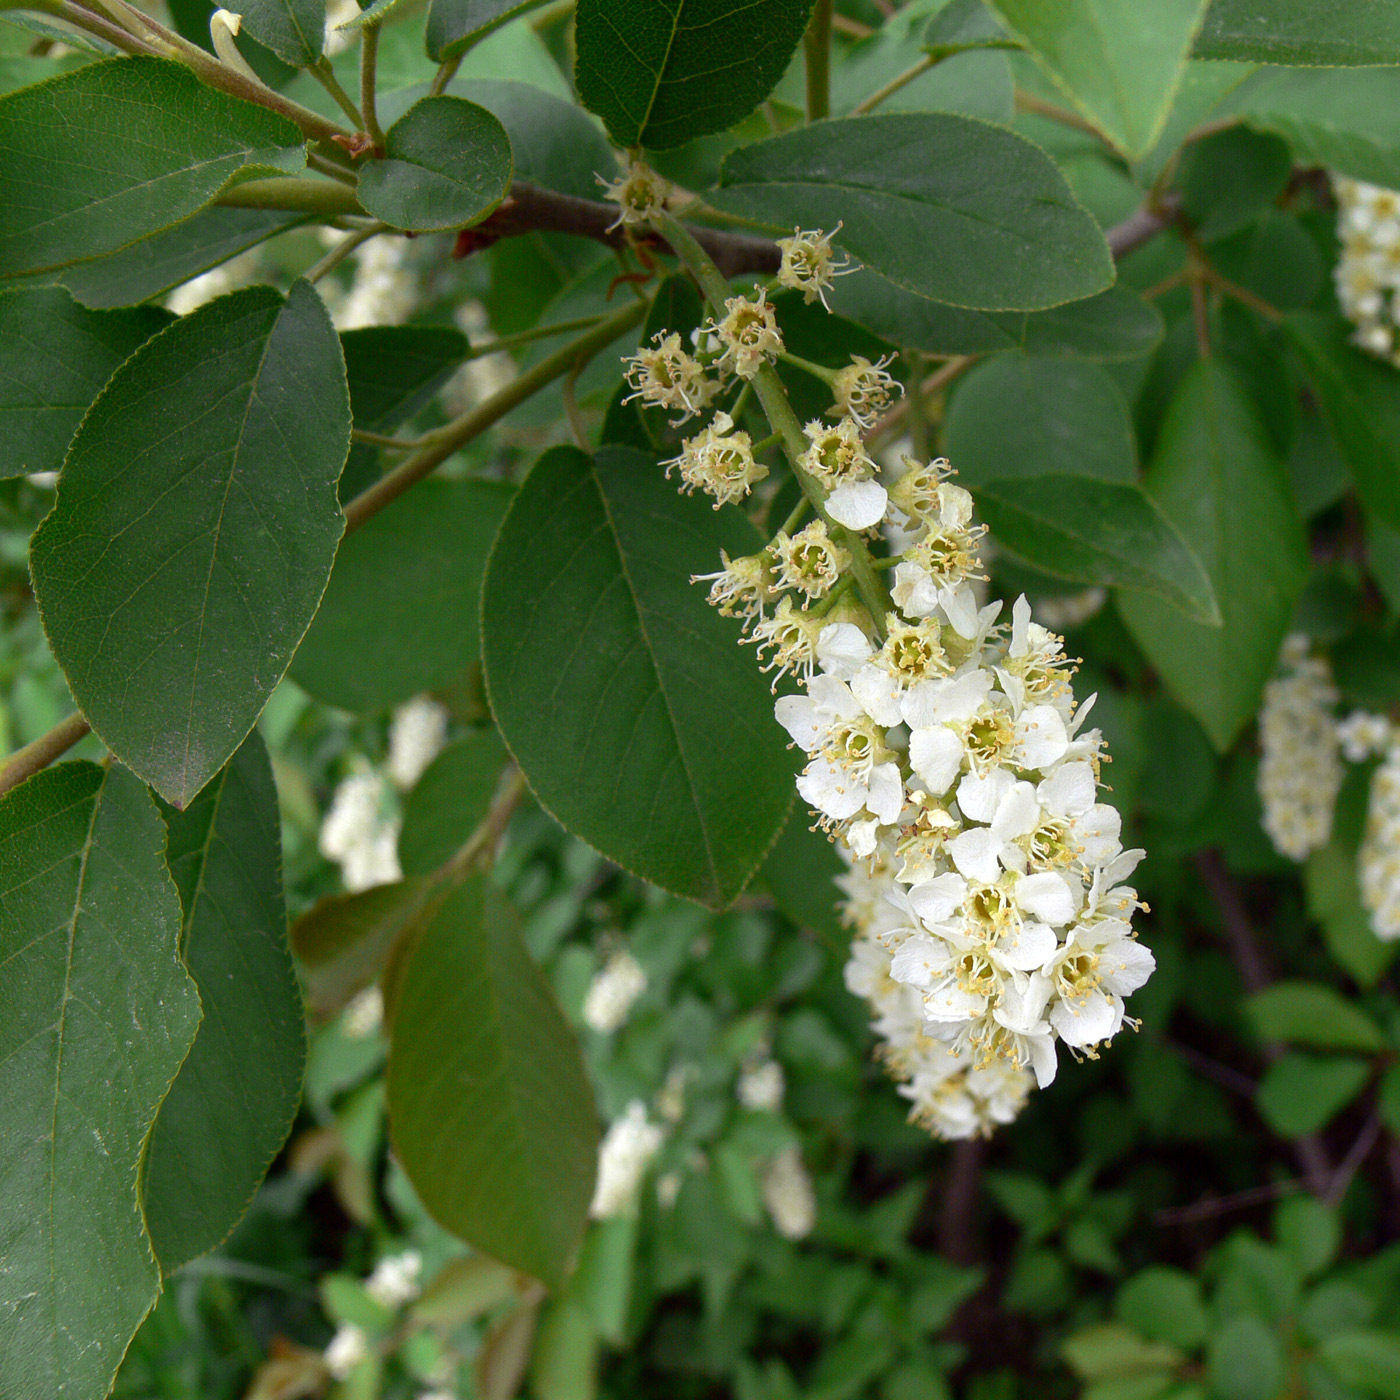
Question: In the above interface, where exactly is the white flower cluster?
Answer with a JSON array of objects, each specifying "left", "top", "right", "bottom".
[
  {"left": 328, "top": 233, "right": 419, "bottom": 332},
  {"left": 365, "top": 1250, "right": 422, "bottom": 1308},
  {"left": 582, "top": 949, "right": 648, "bottom": 1033},
  {"left": 1362, "top": 739, "right": 1400, "bottom": 940},
  {"left": 1334, "top": 176, "right": 1400, "bottom": 364},
  {"left": 590, "top": 1101, "right": 665, "bottom": 1219},
  {"left": 760, "top": 1145, "right": 816, "bottom": 1240},
  {"left": 736, "top": 1056, "right": 786, "bottom": 1111},
  {"left": 1257, "top": 634, "right": 1343, "bottom": 861}
]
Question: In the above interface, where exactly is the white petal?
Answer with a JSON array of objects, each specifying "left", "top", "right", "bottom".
[
  {"left": 848, "top": 817, "right": 880, "bottom": 858},
  {"left": 908, "top": 872, "right": 967, "bottom": 926},
  {"left": 1050, "top": 991, "right": 1122, "bottom": 1048},
  {"left": 1016, "top": 871, "right": 1075, "bottom": 925},
  {"left": 956, "top": 767, "right": 1014, "bottom": 824},
  {"left": 774, "top": 695, "right": 822, "bottom": 751},
  {"left": 923, "top": 981, "right": 986, "bottom": 1022},
  {"left": 865, "top": 763, "right": 905, "bottom": 825},
  {"left": 1078, "top": 804, "right": 1122, "bottom": 865},
  {"left": 904, "top": 670, "right": 992, "bottom": 728},
  {"left": 1100, "top": 938, "right": 1156, "bottom": 996},
  {"left": 889, "top": 933, "right": 950, "bottom": 987},
  {"left": 938, "top": 582, "right": 980, "bottom": 638},
  {"left": 948, "top": 827, "right": 1003, "bottom": 884},
  {"left": 850, "top": 664, "right": 904, "bottom": 727},
  {"left": 998, "top": 920, "right": 1057, "bottom": 972},
  {"left": 817, "top": 623, "right": 873, "bottom": 679},
  {"left": 1000, "top": 972, "right": 1053, "bottom": 1029},
  {"left": 1037, "top": 761, "right": 1095, "bottom": 819},
  {"left": 1028, "top": 1033, "right": 1059, "bottom": 1088},
  {"left": 909, "top": 726, "right": 964, "bottom": 793},
  {"left": 808, "top": 673, "right": 861, "bottom": 719},
  {"left": 797, "top": 759, "right": 865, "bottom": 820},
  {"left": 1017, "top": 704, "right": 1069, "bottom": 769},
  {"left": 1010, "top": 595, "right": 1032, "bottom": 657},
  {"left": 826, "top": 479, "right": 888, "bottom": 530},
  {"left": 992, "top": 781, "right": 1041, "bottom": 841},
  {"left": 891, "top": 561, "right": 939, "bottom": 618}
]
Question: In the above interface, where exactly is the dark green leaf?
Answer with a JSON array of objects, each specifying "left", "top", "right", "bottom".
[
  {"left": 143, "top": 730, "right": 304, "bottom": 1271},
  {"left": 1256, "top": 1052, "right": 1370, "bottom": 1137},
  {"left": 0, "top": 286, "right": 169, "bottom": 478},
  {"left": 1285, "top": 313, "right": 1400, "bottom": 533},
  {"left": 482, "top": 445, "right": 793, "bottom": 909},
  {"left": 710, "top": 114, "right": 1113, "bottom": 311},
  {"left": 238, "top": 0, "right": 323, "bottom": 66},
  {"left": 31, "top": 280, "right": 350, "bottom": 807},
  {"left": 923, "top": 0, "right": 1018, "bottom": 59},
  {"left": 946, "top": 352, "right": 1137, "bottom": 485},
  {"left": 1369, "top": 513, "right": 1400, "bottom": 613},
  {"left": 1177, "top": 126, "right": 1293, "bottom": 244},
  {"left": 59, "top": 207, "right": 306, "bottom": 310},
  {"left": 988, "top": 0, "right": 1209, "bottom": 157},
  {"left": 1018, "top": 287, "right": 1165, "bottom": 360},
  {"left": 388, "top": 875, "right": 598, "bottom": 1287},
  {"left": 0, "top": 57, "right": 303, "bottom": 277},
  {"left": 1275, "top": 1195, "right": 1341, "bottom": 1278},
  {"left": 427, "top": 0, "right": 551, "bottom": 62},
  {"left": 1118, "top": 360, "right": 1308, "bottom": 750},
  {"left": 1207, "top": 1314, "right": 1287, "bottom": 1400},
  {"left": 0, "top": 762, "right": 201, "bottom": 1400},
  {"left": 760, "top": 806, "right": 845, "bottom": 947},
  {"left": 574, "top": 0, "right": 813, "bottom": 150},
  {"left": 974, "top": 475, "right": 1218, "bottom": 623},
  {"left": 1115, "top": 1268, "right": 1208, "bottom": 1350},
  {"left": 292, "top": 478, "right": 512, "bottom": 713},
  {"left": 1244, "top": 980, "right": 1386, "bottom": 1054},
  {"left": 1318, "top": 1331, "right": 1400, "bottom": 1400},
  {"left": 357, "top": 96, "right": 513, "bottom": 233},
  {"left": 399, "top": 728, "right": 508, "bottom": 876},
  {"left": 1196, "top": 0, "right": 1400, "bottom": 65}
]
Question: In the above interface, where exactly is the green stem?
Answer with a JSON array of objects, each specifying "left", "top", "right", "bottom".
[
  {"left": 467, "top": 313, "right": 609, "bottom": 358},
  {"left": 342, "top": 297, "right": 647, "bottom": 532},
  {"left": 360, "top": 22, "right": 386, "bottom": 149},
  {"left": 304, "top": 223, "right": 386, "bottom": 283},
  {"left": 653, "top": 208, "right": 889, "bottom": 638},
  {"left": 429, "top": 53, "right": 461, "bottom": 96},
  {"left": 850, "top": 53, "right": 935, "bottom": 116},
  {"left": 752, "top": 431, "right": 783, "bottom": 454},
  {"left": 728, "top": 378, "right": 755, "bottom": 421},
  {"left": 217, "top": 177, "right": 365, "bottom": 217},
  {"left": 778, "top": 494, "right": 810, "bottom": 535},
  {"left": 312, "top": 56, "right": 365, "bottom": 130},
  {"left": 306, "top": 149, "right": 359, "bottom": 185},
  {"left": 777, "top": 349, "right": 837, "bottom": 383},
  {"left": 803, "top": 0, "right": 832, "bottom": 122},
  {"left": 811, "top": 571, "right": 856, "bottom": 616}
]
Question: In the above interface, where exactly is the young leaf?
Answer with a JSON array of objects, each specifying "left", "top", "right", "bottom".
[
  {"left": 1195, "top": 1, "right": 1400, "bottom": 65},
  {"left": 292, "top": 479, "right": 513, "bottom": 713},
  {"left": 710, "top": 114, "right": 1113, "bottom": 311},
  {"left": 481, "top": 445, "right": 793, "bottom": 910},
  {"left": 945, "top": 353, "right": 1137, "bottom": 485},
  {"left": 427, "top": 0, "right": 552, "bottom": 62},
  {"left": 1255, "top": 1052, "right": 1370, "bottom": 1137},
  {"left": 1244, "top": 981, "right": 1386, "bottom": 1055},
  {"left": 0, "top": 57, "right": 304, "bottom": 277},
  {"left": 31, "top": 280, "right": 350, "bottom": 808},
  {"left": 988, "top": 0, "right": 1209, "bottom": 157},
  {"left": 399, "top": 728, "right": 509, "bottom": 876},
  {"left": 0, "top": 286, "right": 169, "bottom": 478},
  {"left": 0, "top": 762, "right": 201, "bottom": 1400},
  {"left": 388, "top": 875, "right": 598, "bottom": 1288},
  {"left": 357, "top": 96, "right": 513, "bottom": 233},
  {"left": 573, "top": 0, "right": 813, "bottom": 150},
  {"left": 1118, "top": 360, "right": 1308, "bottom": 751},
  {"left": 973, "top": 475, "right": 1218, "bottom": 623},
  {"left": 238, "top": 0, "right": 324, "bottom": 67},
  {"left": 143, "top": 730, "right": 306, "bottom": 1272}
]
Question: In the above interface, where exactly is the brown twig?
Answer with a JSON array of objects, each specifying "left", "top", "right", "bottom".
[
  {"left": 0, "top": 712, "right": 91, "bottom": 798},
  {"left": 1107, "top": 194, "right": 1182, "bottom": 260},
  {"left": 938, "top": 1138, "right": 987, "bottom": 1266}
]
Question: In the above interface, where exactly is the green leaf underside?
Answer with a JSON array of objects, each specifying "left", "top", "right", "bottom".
[
  {"left": 1195, "top": 0, "right": 1400, "bottom": 65},
  {"left": 59, "top": 207, "right": 308, "bottom": 311},
  {"left": 1118, "top": 360, "right": 1308, "bottom": 751},
  {"left": 710, "top": 114, "right": 1114, "bottom": 312},
  {"left": 573, "top": 0, "right": 814, "bottom": 150},
  {"left": 387, "top": 875, "right": 598, "bottom": 1288},
  {"left": 292, "top": 877, "right": 437, "bottom": 1018},
  {"left": 0, "top": 57, "right": 303, "bottom": 278},
  {"left": 974, "top": 475, "right": 1218, "bottom": 624},
  {"left": 399, "top": 729, "right": 508, "bottom": 876},
  {"left": 1245, "top": 981, "right": 1385, "bottom": 1054},
  {"left": 989, "top": 0, "right": 1209, "bottom": 158},
  {"left": 0, "top": 287, "right": 170, "bottom": 478},
  {"left": 292, "top": 478, "right": 512, "bottom": 712},
  {"left": 426, "top": 0, "right": 552, "bottom": 61},
  {"left": 238, "top": 0, "right": 324, "bottom": 66},
  {"left": 0, "top": 762, "right": 201, "bottom": 1400},
  {"left": 31, "top": 280, "right": 350, "bottom": 809},
  {"left": 357, "top": 96, "right": 513, "bottom": 233},
  {"left": 143, "top": 731, "right": 306, "bottom": 1272},
  {"left": 946, "top": 352, "right": 1137, "bottom": 485},
  {"left": 482, "top": 445, "right": 793, "bottom": 910}
]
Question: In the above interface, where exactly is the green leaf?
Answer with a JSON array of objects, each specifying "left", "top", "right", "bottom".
[
  {"left": 974, "top": 475, "right": 1218, "bottom": 623},
  {"left": 1318, "top": 1331, "right": 1400, "bottom": 1400},
  {"left": 1177, "top": 126, "right": 1292, "bottom": 244},
  {"left": 1244, "top": 980, "right": 1386, "bottom": 1054},
  {"left": 946, "top": 352, "right": 1137, "bottom": 485},
  {"left": 760, "top": 806, "right": 845, "bottom": 947},
  {"left": 1115, "top": 1268, "right": 1208, "bottom": 1350},
  {"left": 400, "top": 728, "right": 508, "bottom": 876},
  {"left": 1118, "top": 360, "right": 1308, "bottom": 751},
  {"left": 358, "top": 96, "right": 513, "bottom": 233},
  {"left": 1206, "top": 1314, "right": 1287, "bottom": 1400},
  {"left": 573, "top": 1216, "right": 637, "bottom": 1344},
  {"left": 1274, "top": 1195, "right": 1341, "bottom": 1279},
  {"left": 1018, "top": 287, "right": 1165, "bottom": 361},
  {"left": 710, "top": 114, "right": 1113, "bottom": 312},
  {"left": 31, "top": 280, "right": 350, "bottom": 808},
  {"left": 1061, "top": 1323, "right": 1184, "bottom": 1380},
  {"left": 1284, "top": 313, "right": 1400, "bottom": 534},
  {"left": 1196, "top": 1, "right": 1400, "bottom": 65},
  {"left": 923, "top": 0, "right": 1018, "bottom": 59},
  {"left": 481, "top": 445, "right": 793, "bottom": 909},
  {"left": 59, "top": 207, "right": 306, "bottom": 310},
  {"left": 0, "top": 57, "right": 303, "bottom": 278},
  {"left": 1235, "top": 67, "right": 1400, "bottom": 187},
  {"left": 0, "top": 286, "right": 169, "bottom": 478},
  {"left": 388, "top": 875, "right": 598, "bottom": 1287},
  {"left": 0, "top": 762, "right": 201, "bottom": 1400},
  {"left": 427, "top": 0, "right": 552, "bottom": 62},
  {"left": 292, "top": 478, "right": 512, "bottom": 713},
  {"left": 573, "top": 0, "right": 813, "bottom": 150},
  {"left": 291, "top": 877, "right": 437, "bottom": 1018},
  {"left": 1255, "top": 1052, "right": 1370, "bottom": 1137},
  {"left": 988, "top": 0, "right": 1209, "bottom": 157},
  {"left": 239, "top": 0, "right": 324, "bottom": 66},
  {"left": 1305, "top": 837, "right": 1398, "bottom": 987},
  {"left": 531, "top": 1298, "right": 600, "bottom": 1400},
  {"left": 142, "top": 731, "right": 305, "bottom": 1272}
]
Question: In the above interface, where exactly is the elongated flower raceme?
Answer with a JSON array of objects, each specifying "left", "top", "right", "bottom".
[
  {"left": 1362, "top": 739, "right": 1400, "bottom": 941},
  {"left": 1333, "top": 175, "right": 1400, "bottom": 364}
]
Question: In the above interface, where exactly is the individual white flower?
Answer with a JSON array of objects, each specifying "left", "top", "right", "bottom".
[
  {"left": 706, "top": 290, "right": 783, "bottom": 379},
  {"left": 324, "top": 1323, "right": 369, "bottom": 1379},
  {"left": 1361, "top": 740, "right": 1400, "bottom": 939},
  {"left": 830, "top": 353, "right": 901, "bottom": 429},
  {"left": 590, "top": 1102, "right": 664, "bottom": 1218},
  {"left": 622, "top": 331, "right": 719, "bottom": 422},
  {"left": 798, "top": 417, "right": 889, "bottom": 529},
  {"left": 387, "top": 696, "right": 448, "bottom": 790},
  {"left": 693, "top": 549, "right": 777, "bottom": 625},
  {"left": 365, "top": 1251, "right": 422, "bottom": 1309},
  {"left": 582, "top": 950, "right": 647, "bottom": 1033},
  {"left": 760, "top": 1146, "right": 816, "bottom": 1239},
  {"left": 342, "top": 984, "right": 384, "bottom": 1039},
  {"left": 665, "top": 411, "right": 768, "bottom": 507},
  {"left": 1339, "top": 710, "right": 1392, "bottom": 763},
  {"left": 1257, "top": 634, "right": 1342, "bottom": 861},
  {"left": 597, "top": 158, "right": 670, "bottom": 229},
  {"left": 748, "top": 596, "right": 828, "bottom": 686},
  {"left": 776, "top": 224, "right": 856, "bottom": 308},
  {"left": 1044, "top": 918, "right": 1156, "bottom": 1051},
  {"left": 769, "top": 520, "right": 850, "bottom": 601},
  {"left": 737, "top": 1058, "right": 785, "bottom": 1111}
]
